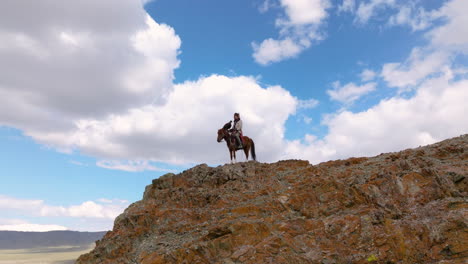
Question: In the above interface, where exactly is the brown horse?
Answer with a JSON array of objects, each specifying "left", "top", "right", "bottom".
[{"left": 217, "top": 123, "right": 256, "bottom": 163}]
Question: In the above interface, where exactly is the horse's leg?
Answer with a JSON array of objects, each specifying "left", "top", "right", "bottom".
[
  {"left": 230, "top": 150, "right": 233, "bottom": 164},
  {"left": 233, "top": 149, "right": 237, "bottom": 163},
  {"left": 244, "top": 141, "right": 249, "bottom": 161}
]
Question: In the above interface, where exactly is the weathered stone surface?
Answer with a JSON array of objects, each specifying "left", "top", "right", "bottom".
[{"left": 77, "top": 135, "right": 468, "bottom": 264}]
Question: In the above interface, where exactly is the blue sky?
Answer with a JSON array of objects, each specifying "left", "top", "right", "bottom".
[{"left": 0, "top": 0, "right": 467, "bottom": 231}]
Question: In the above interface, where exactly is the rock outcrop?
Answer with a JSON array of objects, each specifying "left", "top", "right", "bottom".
[{"left": 77, "top": 135, "right": 467, "bottom": 264}]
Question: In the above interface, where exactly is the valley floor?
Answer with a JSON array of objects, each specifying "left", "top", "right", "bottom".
[{"left": 0, "top": 244, "right": 94, "bottom": 264}]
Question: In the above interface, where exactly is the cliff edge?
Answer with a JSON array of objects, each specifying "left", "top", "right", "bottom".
[{"left": 77, "top": 135, "right": 467, "bottom": 263}]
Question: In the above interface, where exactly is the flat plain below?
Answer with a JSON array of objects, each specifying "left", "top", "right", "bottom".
[{"left": 0, "top": 244, "right": 94, "bottom": 264}]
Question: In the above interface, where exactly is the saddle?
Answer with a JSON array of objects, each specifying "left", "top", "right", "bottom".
[{"left": 228, "top": 130, "right": 244, "bottom": 149}]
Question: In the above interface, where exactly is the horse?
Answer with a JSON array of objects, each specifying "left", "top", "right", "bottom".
[{"left": 217, "top": 122, "right": 256, "bottom": 163}]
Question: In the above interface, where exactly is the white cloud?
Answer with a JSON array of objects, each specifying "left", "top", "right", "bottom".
[
  {"left": 302, "top": 115, "right": 313, "bottom": 124},
  {"left": 0, "top": 195, "right": 43, "bottom": 210},
  {"left": 252, "top": 38, "right": 305, "bottom": 65},
  {"left": 428, "top": 0, "right": 468, "bottom": 53},
  {"left": 97, "top": 198, "right": 129, "bottom": 204},
  {"left": 258, "top": 0, "right": 276, "bottom": 13},
  {"left": 1, "top": 0, "right": 464, "bottom": 235},
  {"left": 287, "top": 0, "right": 468, "bottom": 163},
  {"left": 388, "top": 5, "right": 411, "bottom": 26},
  {"left": 0, "top": 0, "right": 180, "bottom": 132},
  {"left": 0, "top": 0, "right": 304, "bottom": 166},
  {"left": 0, "top": 0, "right": 466, "bottom": 174},
  {"left": 360, "top": 69, "right": 376, "bottom": 81},
  {"left": 252, "top": 0, "right": 331, "bottom": 65},
  {"left": 0, "top": 195, "right": 129, "bottom": 220},
  {"left": 286, "top": 73, "right": 468, "bottom": 163},
  {"left": 355, "top": 0, "right": 396, "bottom": 24},
  {"left": 279, "top": 0, "right": 329, "bottom": 25},
  {"left": 327, "top": 81, "right": 376, "bottom": 104},
  {"left": 0, "top": 224, "right": 68, "bottom": 232},
  {"left": 388, "top": 5, "right": 437, "bottom": 31},
  {"left": 0, "top": 194, "right": 130, "bottom": 231},
  {"left": 0, "top": 195, "right": 129, "bottom": 231},
  {"left": 381, "top": 49, "right": 449, "bottom": 89},
  {"left": 341, "top": 0, "right": 450, "bottom": 33},
  {"left": 69, "top": 160, "right": 87, "bottom": 166},
  {"left": 54, "top": 201, "right": 127, "bottom": 219},
  {"left": 27, "top": 75, "right": 298, "bottom": 164},
  {"left": 96, "top": 160, "right": 174, "bottom": 172},
  {"left": 338, "top": 0, "right": 355, "bottom": 13},
  {"left": 382, "top": 0, "right": 468, "bottom": 90},
  {"left": 141, "top": 0, "right": 155, "bottom": 5},
  {"left": 273, "top": 0, "right": 467, "bottom": 163},
  {"left": 67, "top": 201, "right": 122, "bottom": 219},
  {"left": 0, "top": 218, "right": 29, "bottom": 226},
  {"left": 297, "top": 98, "right": 320, "bottom": 109}
]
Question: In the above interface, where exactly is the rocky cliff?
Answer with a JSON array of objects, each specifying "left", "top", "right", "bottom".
[{"left": 77, "top": 135, "right": 467, "bottom": 264}]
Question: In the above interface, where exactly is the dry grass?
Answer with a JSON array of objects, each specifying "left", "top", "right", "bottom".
[{"left": 0, "top": 244, "right": 94, "bottom": 264}]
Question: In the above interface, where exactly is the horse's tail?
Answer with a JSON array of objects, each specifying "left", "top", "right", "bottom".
[{"left": 251, "top": 139, "right": 256, "bottom": 161}]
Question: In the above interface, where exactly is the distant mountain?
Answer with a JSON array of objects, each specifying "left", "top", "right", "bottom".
[{"left": 0, "top": 230, "right": 107, "bottom": 249}]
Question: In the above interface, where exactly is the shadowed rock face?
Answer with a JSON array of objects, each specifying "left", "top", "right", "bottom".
[{"left": 77, "top": 135, "right": 468, "bottom": 264}]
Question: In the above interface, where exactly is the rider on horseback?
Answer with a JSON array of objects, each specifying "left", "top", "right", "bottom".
[
  {"left": 231, "top": 113, "right": 243, "bottom": 149},
  {"left": 217, "top": 115, "right": 256, "bottom": 162}
]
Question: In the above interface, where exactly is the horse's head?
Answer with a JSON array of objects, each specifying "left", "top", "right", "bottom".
[{"left": 217, "top": 128, "right": 226, "bottom": 142}]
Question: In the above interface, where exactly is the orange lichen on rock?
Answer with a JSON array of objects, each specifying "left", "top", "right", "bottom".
[{"left": 77, "top": 135, "right": 468, "bottom": 264}]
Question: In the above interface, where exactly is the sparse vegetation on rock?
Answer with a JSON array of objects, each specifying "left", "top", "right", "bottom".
[{"left": 77, "top": 135, "right": 468, "bottom": 264}]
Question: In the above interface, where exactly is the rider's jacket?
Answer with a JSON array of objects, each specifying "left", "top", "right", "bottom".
[{"left": 233, "top": 119, "right": 242, "bottom": 134}]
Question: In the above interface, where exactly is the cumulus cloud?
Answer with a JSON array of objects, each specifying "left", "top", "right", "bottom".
[
  {"left": 69, "top": 160, "right": 88, "bottom": 167},
  {"left": 258, "top": 0, "right": 276, "bottom": 13},
  {"left": 3, "top": 0, "right": 465, "bottom": 234},
  {"left": 428, "top": 0, "right": 468, "bottom": 52},
  {"left": 96, "top": 160, "right": 175, "bottom": 172},
  {"left": 0, "top": 195, "right": 130, "bottom": 231},
  {"left": 286, "top": 73, "right": 468, "bottom": 163},
  {"left": 287, "top": 0, "right": 468, "bottom": 163},
  {"left": 279, "top": 0, "right": 330, "bottom": 25},
  {"left": 252, "top": 0, "right": 331, "bottom": 65},
  {"left": 0, "top": 0, "right": 180, "bottom": 133},
  {"left": 0, "top": 218, "right": 29, "bottom": 225},
  {"left": 355, "top": 0, "right": 396, "bottom": 24},
  {"left": 338, "top": 0, "right": 355, "bottom": 13},
  {"left": 302, "top": 115, "right": 313, "bottom": 124},
  {"left": 0, "top": 217, "right": 67, "bottom": 232},
  {"left": 381, "top": 0, "right": 468, "bottom": 89},
  {"left": 360, "top": 69, "right": 377, "bottom": 81},
  {"left": 0, "top": 195, "right": 129, "bottom": 220},
  {"left": 0, "top": 0, "right": 466, "bottom": 173},
  {"left": 381, "top": 49, "right": 449, "bottom": 89},
  {"left": 388, "top": 4, "right": 438, "bottom": 31},
  {"left": 28, "top": 75, "right": 298, "bottom": 164},
  {"left": 340, "top": 0, "right": 438, "bottom": 30},
  {"left": 0, "top": 223, "right": 68, "bottom": 232},
  {"left": 0, "top": 0, "right": 306, "bottom": 166},
  {"left": 297, "top": 98, "right": 320, "bottom": 109},
  {"left": 252, "top": 38, "right": 305, "bottom": 65},
  {"left": 327, "top": 81, "right": 376, "bottom": 104},
  {"left": 0, "top": 195, "right": 43, "bottom": 210},
  {"left": 40, "top": 201, "right": 127, "bottom": 219}
]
